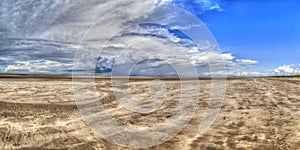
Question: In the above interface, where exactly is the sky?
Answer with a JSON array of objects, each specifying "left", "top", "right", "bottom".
[
  {"left": 0, "top": 0, "right": 299, "bottom": 76},
  {"left": 173, "top": 0, "right": 300, "bottom": 75}
]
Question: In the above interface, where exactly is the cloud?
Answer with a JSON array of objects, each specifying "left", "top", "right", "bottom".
[
  {"left": 201, "top": 0, "right": 223, "bottom": 12},
  {"left": 4, "top": 60, "right": 72, "bottom": 73},
  {"left": 274, "top": 65, "right": 300, "bottom": 75},
  {"left": 167, "top": 0, "right": 224, "bottom": 16},
  {"left": 0, "top": 23, "right": 259, "bottom": 77},
  {"left": 236, "top": 59, "right": 258, "bottom": 65},
  {"left": 95, "top": 24, "right": 260, "bottom": 76},
  {"left": 235, "top": 71, "right": 262, "bottom": 77},
  {"left": 0, "top": 38, "right": 76, "bottom": 74},
  {"left": 0, "top": 0, "right": 262, "bottom": 77},
  {"left": 1, "top": 0, "right": 159, "bottom": 41},
  {"left": 221, "top": 53, "right": 234, "bottom": 61},
  {"left": 205, "top": 64, "right": 300, "bottom": 77},
  {"left": 202, "top": 71, "right": 264, "bottom": 77}
]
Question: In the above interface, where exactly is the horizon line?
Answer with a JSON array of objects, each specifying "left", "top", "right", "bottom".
[{"left": 0, "top": 73, "right": 299, "bottom": 80}]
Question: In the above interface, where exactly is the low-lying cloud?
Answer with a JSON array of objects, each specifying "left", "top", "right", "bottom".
[{"left": 274, "top": 65, "right": 300, "bottom": 76}]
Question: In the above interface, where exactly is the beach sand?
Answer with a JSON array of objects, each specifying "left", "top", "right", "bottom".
[{"left": 0, "top": 77, "right": 299, "bottom": 149}]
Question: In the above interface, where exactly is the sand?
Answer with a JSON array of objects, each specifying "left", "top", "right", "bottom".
[{"left": 0, "top": 77, "right": 299, "bottom": 149}]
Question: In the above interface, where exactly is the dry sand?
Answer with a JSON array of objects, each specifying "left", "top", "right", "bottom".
[{"left": 0, "top": 76, "right": 299, "bottom": 149}]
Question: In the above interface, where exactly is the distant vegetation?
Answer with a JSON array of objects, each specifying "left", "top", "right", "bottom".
[{"left": 268, "top": 75, "right": 300, "bottom": 78}]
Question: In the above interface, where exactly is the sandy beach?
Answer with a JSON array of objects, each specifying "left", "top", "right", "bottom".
[{"left": 0, "top": 76, "right": 299, "bottom": 149}]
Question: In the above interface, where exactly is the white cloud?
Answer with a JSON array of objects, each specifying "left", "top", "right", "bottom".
[
  {"left": 221, "top": 53, "right": 235, "bottom": 61},
  {"left": 4, "top": 60, "right": 72, "bottom": 73},
  {"left": 236, "top": 59, "right": 258, "bottom": 65},
  {"left": 159, "top": 0, "right": 173, "bottom": 4},
  {"left": 165, "top": 0, "right": 223, "bottom": 14},
  {"left": 202, "top": 0, "right": 223, "bottom": 12},
  {"left": 201, "top": 71, "right": 266, "bottom": 77},
  {"left": 236, "top": 71, "right": 262, "bottom": 77},
  {"left": 274, "top": 65, "right": 300, "bottom": 75}
]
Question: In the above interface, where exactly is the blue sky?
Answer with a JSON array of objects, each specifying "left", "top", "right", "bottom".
[{"left": 176, "top": 0, "right": 300, "bottom": 73}]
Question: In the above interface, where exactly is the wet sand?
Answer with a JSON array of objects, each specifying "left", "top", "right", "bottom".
[{"left": 0, "top": 76, "right": 299, "bottom": 149}]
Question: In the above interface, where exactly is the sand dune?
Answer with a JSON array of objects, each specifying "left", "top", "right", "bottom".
[{"left": 0, "top": 77, "right": 299, "bottom": 149}]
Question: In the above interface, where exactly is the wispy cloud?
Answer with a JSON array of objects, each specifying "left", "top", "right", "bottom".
[{"left": 166, "top": 0, "right": 224, "bottom": 16}]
